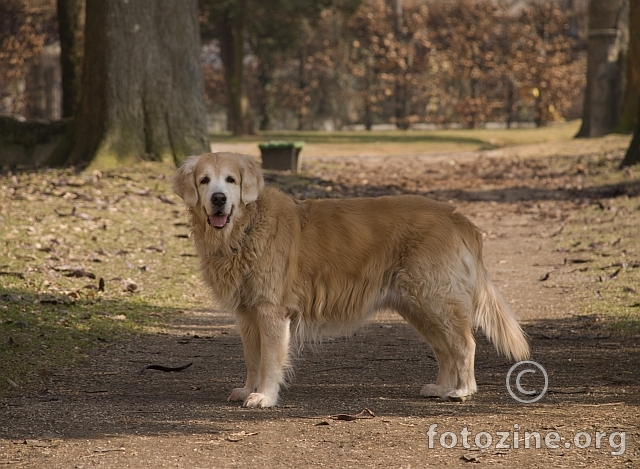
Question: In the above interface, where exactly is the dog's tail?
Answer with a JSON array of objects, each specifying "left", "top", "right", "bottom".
[{"left": 473, "top": 268, "right": 529, "bottom": 361}]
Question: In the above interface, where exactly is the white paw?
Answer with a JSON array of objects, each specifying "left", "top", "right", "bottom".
[
  {"left": 228, "top": 387, "right": 252, "bottom": 402},
  {"left": 420, "top": 383, "right": 447, "bottom": 398},
  {"left": 243, "top": 392, "right": 278, "bottom": 408},
  {"left": 444, "top": 388, "right": 473, "bottom": 402}
]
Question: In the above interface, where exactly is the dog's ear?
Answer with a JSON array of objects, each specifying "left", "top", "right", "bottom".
[
  {"left": 172, "top": 155, "right": 199, "bottom": 207},
  {"left": 239, "top": 154, "right": 264, "bottom": 205}
]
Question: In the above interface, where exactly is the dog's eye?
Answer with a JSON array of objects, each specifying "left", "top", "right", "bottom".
[
  {"left": 199, "top": 176, "right": 210, "bottom": 185},
  {"left": 226, "top": 176, "right": 236, "bottom": 184}
]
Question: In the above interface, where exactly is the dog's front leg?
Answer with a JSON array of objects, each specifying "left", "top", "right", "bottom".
[
  {"left": 243, "top": 306, "right": 290, "bottom": 408},
  {"left": 228, "top": 313, "right": 261, "bottom": 403}
]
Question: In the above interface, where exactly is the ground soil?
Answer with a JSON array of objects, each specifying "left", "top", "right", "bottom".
[{"left": 1, "top": 136, "right": 639, "bottom": 468}]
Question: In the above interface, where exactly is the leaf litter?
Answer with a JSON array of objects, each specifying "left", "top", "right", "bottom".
[{"left": 1, "top": 143, "right": 639, "bottom": 468}]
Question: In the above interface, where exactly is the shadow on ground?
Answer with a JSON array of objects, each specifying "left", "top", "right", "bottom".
[
  {"left": 265, "top": 170, "right": 640, "bottom": 203},
  {"left": 2, "top": 307, "right": 638, "bottom": 441},
  {"left": 0, "top": 287, "right": 189, "bottom": 396},
  {"left": 429, "top": 181, "right": 640, "bottom": 203},
  {"left": 209, "top": 131, "right": 494, "bottom": 147}
]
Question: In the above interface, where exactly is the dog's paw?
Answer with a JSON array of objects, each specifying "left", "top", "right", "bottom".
[
  {"left": 228, "top": 387, "right": 252, "bottom": 402},
  {"left": 420, "top": 383, "right": 447, "bottom": 398},
  {"left": 243, "top": 392, "right": 278, "bottom": 408},
  {"left": 444, "top": 388, "right": 473, "bottom": 402}
]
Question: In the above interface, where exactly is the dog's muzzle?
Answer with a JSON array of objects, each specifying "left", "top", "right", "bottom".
[{"left": 207, "top": 192, "right": 232, "bottom": 229}]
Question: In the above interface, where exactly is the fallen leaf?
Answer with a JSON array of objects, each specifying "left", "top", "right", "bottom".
[
  {"left": 24, "top": 440, "right": 55, "bottom": 448},
  {"left": 329, "top": 408, "right": 376, "bottom": 421},
  {"left": 93, "top": 447, "right": 125, "bottom": 453},
  {"left": 54, "top": 207, "right": 76, "bottom": 217},
  {"left": 0, "top": 271, "right": 25, "bottom": 279},
  {"left": 53, "top": 265, "right": 96, "bottom": 279},
  {"left": 227, "top": 431, "right": 258, "bottom": 442},
  {"left": 158, "top": 195, "right": 176, "bottom": 204},
  {"left": 7, "top": 378, "right": 20, "bottom": 389},
  {"left": 122, "top": 279, "right": 138, "bottom": 292},
  {"left": 64, "top": 269, "right": 96, "bottom": 278},
  {"left": 461, "top": 453, "right": 481, "bottom": 463},
  {"left": 565, "top": 258, "right": 592, "bottom": 264}
]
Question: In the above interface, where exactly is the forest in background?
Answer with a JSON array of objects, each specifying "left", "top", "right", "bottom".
[{"left": 2, "top": 0, "right": 588, "bottom": 132}]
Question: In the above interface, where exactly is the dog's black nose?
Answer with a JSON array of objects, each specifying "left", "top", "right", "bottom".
[{"left": 211, "top": 192, "right": 227, "bottom": 207}]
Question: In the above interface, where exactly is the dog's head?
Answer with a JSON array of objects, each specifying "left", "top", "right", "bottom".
[{"left": 172, "top": 152, "right": 264, "bottom": 231}]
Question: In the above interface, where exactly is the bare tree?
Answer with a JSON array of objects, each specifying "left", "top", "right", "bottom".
[
  {"left": 620, "top": 0, "right": 640, "bottom": 167},
  {"left": 49, "top": 0, "right": 209, "bottom": 167},
  {"left": 577, "top": 0, "right": 629, "bottom": 137},
  {"left": 217, "top": 2, "right": 256, "bottom": 136},
  {"left": 56, "top": 0, "right": 84, "bottom": 118}
]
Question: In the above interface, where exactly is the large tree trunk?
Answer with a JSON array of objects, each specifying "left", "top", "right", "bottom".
[
  {"left": 50, "top": 0, "right": 209, "bottom": 167},
  {"left": 56, "top": 0, "right": 85, "bottom": 118},
  {"left": 621, "top": 110, "right": 640, "bottom": 167},
  {"left": 257, "top": 62, "right": 275, "bottom": 131},
  {"left": 620, "top": 0, "right": 640, "bottom": 167},
  {"left": 389, "top": 0, "right": 409, "bottom": 130},
  {"left": 577, "top": 0, "right": 629, "bottom": 138},
  {"left": 219, "top": 5, "right": 255, "bottom": 136}
]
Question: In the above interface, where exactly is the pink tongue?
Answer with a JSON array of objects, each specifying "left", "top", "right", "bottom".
[
  {"left": 209, "top": 214, "right": 229, "bottom": 228},
  {"left": 209, "top": 215, "right": 229, "bottom": 228}
]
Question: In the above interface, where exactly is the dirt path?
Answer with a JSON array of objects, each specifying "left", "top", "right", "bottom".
[{"left": 1, "top": 137, "right": 639, "bottom": 468}]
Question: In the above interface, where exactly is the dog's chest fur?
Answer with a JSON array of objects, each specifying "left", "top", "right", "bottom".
[{"left": 192, "top": 189, "right": 301, "bottom": 312}]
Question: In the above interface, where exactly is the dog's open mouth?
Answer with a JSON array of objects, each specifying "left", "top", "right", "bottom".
[{"left": 207, "top": 207, "right": 233, "bottom": 229}]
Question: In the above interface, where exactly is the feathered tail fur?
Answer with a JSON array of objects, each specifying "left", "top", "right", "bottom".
[{"left": 473, "top": 268, "right": 530, "bottom": 361}]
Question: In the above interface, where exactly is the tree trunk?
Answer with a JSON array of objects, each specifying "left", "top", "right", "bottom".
[
  {"left": 50, "top": 0, "right": 209, "bottom": 167},
  {"left": 257, "top": 62, "right": 275, "bottom": 131},
  {"left": 56, "top": 0, "right": 85, "bottom": 118},
  {"left": 506, "top": 78, "right": 515, "bottom": 129},
  {"left": 620, "top": 0, "right": 640, "bottom": 167},
  {"left": 614, "top": 29, "right": 639, "bottom": 133},
  {"left": 219, "top": 5, "right": 255, "bottom": 136},
  {"left": 620, "top": 102, "right": 640, "bottom": 167},
  {"left": 577, "top": 0, "right": 629, "bottom": 138},
  {"left": 364, "top": 68, "right": 373, "bottom": 131},
  {"left": 296, "top": 47, "right": 307, "bottom": 131},
  {"left": 389, "top": 0, "right": 409, "bottom": 130}
]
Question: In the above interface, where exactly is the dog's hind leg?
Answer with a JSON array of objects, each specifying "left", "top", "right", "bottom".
[
  {"left": 229, "top": 313, "right": 262, "bottom": 403},
  {"left": 397, "top": 295, "right": 476, "bottom": 401},
  {"left": 243, "top": 307, "right": 290, "bottom": 408},
  {"left": 397, "top": 304, "right": 457, "bottom": 398},
  {"left": 438, "top": 302, "right": 477, "bottom": 402}
]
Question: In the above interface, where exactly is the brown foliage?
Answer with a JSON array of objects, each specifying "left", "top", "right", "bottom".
[
  {"left": 204, "top": 0, "right": 587, "bottom": 130},
  {"left": 0, "top": 0, "right": 57, "bottom": 117},
  {"left": 343, "top": 0, "right": 586, "bottom": 128}
]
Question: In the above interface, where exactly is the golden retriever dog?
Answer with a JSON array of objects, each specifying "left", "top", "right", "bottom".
[{"left": 172, "top": 152, "right": 529, "bottom": 408}]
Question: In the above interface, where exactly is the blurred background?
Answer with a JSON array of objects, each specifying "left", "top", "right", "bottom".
[
  {"left": 1, "top": 0, "right": 592, "bottom": 130},
  {"left": 0, "top": 0, "right": 637, "bottom": 166}
]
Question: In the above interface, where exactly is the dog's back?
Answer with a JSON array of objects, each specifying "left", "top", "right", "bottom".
[{"left": 289, "top": 195, "right": 527, "bottom": 363}]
